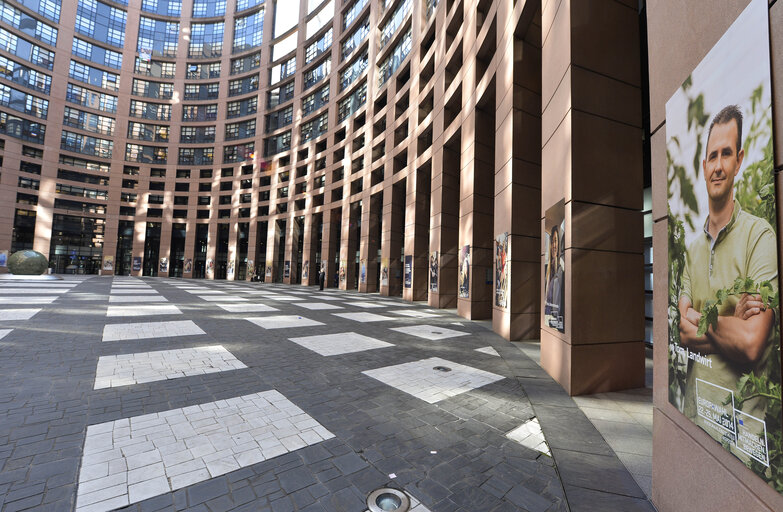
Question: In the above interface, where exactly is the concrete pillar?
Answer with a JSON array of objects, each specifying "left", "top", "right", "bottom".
[{"left": 540, "top": 0, "right": 645, "bottom": 395}]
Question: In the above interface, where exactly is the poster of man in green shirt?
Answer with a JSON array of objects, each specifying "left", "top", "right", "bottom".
[{"left": 667, "top": 0, "right": 781, "bottom": 490}]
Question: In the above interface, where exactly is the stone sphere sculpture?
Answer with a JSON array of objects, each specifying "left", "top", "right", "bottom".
[{"left": 7, "top": 250, "right": 49, "bottom": 275}]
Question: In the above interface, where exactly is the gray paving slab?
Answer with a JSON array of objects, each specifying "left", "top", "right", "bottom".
[{"left": 0, "top": 276, "right": 654, "bottom": 512}]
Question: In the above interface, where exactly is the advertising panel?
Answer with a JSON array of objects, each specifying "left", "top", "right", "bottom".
[
  {"left": 159, "top": 258, "right": 168, "bottom": 273},
  {"left": 283, "top": 260, "right": 290, "bottom": 279},
  {"left": 495, "top": 233, "right": 509, "bottom": 308},
  {"left": 544, "top": 201, "right": 565, "bottom": 332},
  {"left": 380, "top": 258, "right": 389, "bottom": 287},
  {"left": 360, "top": 259, "right": 366, "bottom": 284},
  {"left": 404, "top": 255, "right": 412, "bottom": 288},
  {"left": 458, "top": 245, "right": 470, "bottom": 298},
  {"left": 429, "top": 251, "right": 438, "bottom": 292},
  {"left": 132, "top": 257, "right": 142, "bottom": 272},
  {"left": 184, "top": 258, "right": 193, "bottom": 274},
  {"left": 666, "top": 0, "right": 781, "bottom": 485},
  {"left": 103, "top": 255, "right": 114, "bottom": 272},
  {"left": 302, "top": 260, "right": 309, "bottom": 281}
]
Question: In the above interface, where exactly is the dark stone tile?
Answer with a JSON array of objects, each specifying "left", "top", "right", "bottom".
[{"left": 551, "top": 449, "right": 647, "bottom": 499}]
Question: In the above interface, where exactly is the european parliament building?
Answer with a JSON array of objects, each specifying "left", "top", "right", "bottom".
[{"left": 0, "top": 0, "right": 781, "bottom": 510}]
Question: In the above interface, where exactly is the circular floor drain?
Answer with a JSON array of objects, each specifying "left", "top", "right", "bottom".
[
  {"left": 433, "top": 366, "right": 452, "bottom": 372},
  {"left": 367, "top": 488, "right": 410, "bottom": 512}
]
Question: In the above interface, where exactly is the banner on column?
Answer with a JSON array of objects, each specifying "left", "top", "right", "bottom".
[
  {"left": 206, "top": 259, "right": 214, "bottom": 276},
  {"left": 360, "top": 259, "right": 367, "bottom": 284},
  {"left": 404, "top": 255, "right": 412, "bottom": 288},
  {"left": 666, "top": 0, "right": 781, "bottom": 486},
  {"left": 380, "top": 258, "right": 389, "bottom": 287},
  {"left": 184, "top": 258, "right": 193, "bottom": 274},
  {"left": 458, "top": 245, "right": 470, "bottom": 298},
  {"left": 495, "top": 233, "right": 509, "bottom": 308},
  {"left": 265, "top": 265, "right": 272, "bottom": 277},
  {"left": 227, "top": 260, "right": 235, "bottom": 279},
  {"left": 132, "top": 257, "right": 142, "bottom": 272},
  {"left": 429, "top": 251, "right": 438, "bottom": 292},
  {"left": 283, "top": 261, "right": 290, "bottom": 279},
  {"left": 0, "top": 250, "right": 7, "bottom": 267},
  {"left": 302, "top": 260, "right": 309, "bottom": 280},
  {"left": 544, "top": 201, "right": 565, "bottom": 332},
  {"left": 103, "top": 255, "right": 114, "bottom": 272},
  {"left": 339, "top": 259, "right": 346, "bottom": 283}
]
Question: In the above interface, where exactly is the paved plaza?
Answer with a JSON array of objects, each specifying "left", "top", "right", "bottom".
[{"left": 0, "top": 277, "right": 655, "bottom": 511}]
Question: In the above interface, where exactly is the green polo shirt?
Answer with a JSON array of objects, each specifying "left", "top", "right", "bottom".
[{"left": 679, "top": 200, "right": 778, "bottom": 460}]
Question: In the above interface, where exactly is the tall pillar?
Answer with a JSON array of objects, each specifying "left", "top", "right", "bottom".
[
  {"left": 300, "top": 213, "right": 318, "bottom": 286},
  {"left": 358, "top": 195, "right": 381, "bottom": 293},
  {"left": 540, "top": 0, "right": 645, "bottom": 395},
  {"left": 320, "top": 207, "right": 340, "bottom": 288},
  {"left": 492, "top": 3, "right": 542, "bottom": 340},
  {"left": 429, "top": 136, "right": 460, "bottom": 308},
  {"left": 339, "top": 202, "right": 360, "bottom": 290},
  {"left": 382, "top": 179, "right": 405, "bottom": 297},
  {"left": 404, "top": 166, "right": 430, "bottom": 301}
]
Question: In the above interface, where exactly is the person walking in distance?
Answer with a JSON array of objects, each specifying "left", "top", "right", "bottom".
[{"left": 319, "top": 265, "right": 326, "bottom": 291}]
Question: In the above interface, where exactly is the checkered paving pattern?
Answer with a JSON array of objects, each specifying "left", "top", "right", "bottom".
[{"left": 0, "top": 276, "right": 650, "bottom": 512}]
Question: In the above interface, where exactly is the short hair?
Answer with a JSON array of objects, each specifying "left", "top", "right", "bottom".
[{"left": 706, "top": 105, "right": 743, "bottom": 156}]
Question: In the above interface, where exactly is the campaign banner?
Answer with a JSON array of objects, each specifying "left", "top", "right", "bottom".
[
  {"left": 132, "top": 257, "right": 142, "bottom": 272},
  {"left": 458, "top": 245, "right": 470, "bottom": 298},
  {"left": 103, "top": 255, "right": 114, "bottom": 272},
  {"left": 666, "top": 0, "right": 781, "bottom": 486},
  {"left": 429, "top": 251, "right": 438, "bottom": 292},
  {"left": 544, "top": 202, "right": 565, "bottom": 333},
  {"left": 380, "top": 258, "right": 389, "bottom": 287},
  {"left": 495, "top": 233, "right": 509, "bottom": 308},
  {"left": 184, "top": 258, "right": 193, "bottom": 274},
  {"left": 404, "top": 255, "right": 412, "bottom": 288}
]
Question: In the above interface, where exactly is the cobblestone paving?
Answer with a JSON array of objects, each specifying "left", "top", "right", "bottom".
[{"left": 0, "top": 277, "right": 656, "bottom": 511}]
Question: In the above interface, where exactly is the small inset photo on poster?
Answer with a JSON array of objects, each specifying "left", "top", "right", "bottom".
[
  {"left": 544, "top": 201, "right": 565, "bottom": 333},
  {"left": 666, "top": 0, "right": 781, "bottom": 487}
]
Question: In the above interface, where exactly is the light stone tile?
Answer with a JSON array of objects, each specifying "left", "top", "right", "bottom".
[
  {"left": 196, "top": 295, "right": 249, "bottom": 302},
  {"left": 506, "top": 417, "right": 552, "bottom": 456},
  {"left": 109, "top": 295, "right": 168, "bottom": 303},
  {"left": 288, "top": 332, "right": 393, "bottom": 356},
  {"left": 475, "top": 346, "right": 500, "bottom": 357},
  {"left": 0, "top": 296, "right": 58, "bottom": 304},
  {"left": 332, "top": 312, "right": 395, "bottom": 323},
  {"left": 362, "top": 357, "right": 505, "bottom": 404},
  {"left": 0, "top": 308, "right": 41, "bottom": 321},
  {"left": 76, "top": 390, "right": 333, "bottom": 510},
  {"left": 0, "top": 329, "right": 12, "bottom": 339},
  {"left": 216, "top": 303, "right": 279, "bottom": 313},
  {"left": 267, "top": 295, "right": 304, "bottom": 301},
  {"left": 184, "top": 289, "right": 226, "bottom": 295},
  {"left": 106, "top": 305, "right": 182, "bottom": 317},
  {"left": 94, "top": 345, "right": 247, "bottom": 389},
  {"left": 295, "top": 302, "right": 344, "bottom": 310},
  {"left": 244, "top": 315, "right": 324, "bottom": 329},
  {"left": 102, "top": 320, "right": 205, "bottom": 342},
  {"left": 107, "top": 290, "right": 156, "bottom": 295},
  {"left": 390, "top": 324, "right": 468, "bottom": 340},
  {"left": 343, "top": 301, "right": 386, "bottom": 308},
  {"left": 390, "top": 310, "right": 440, "bottom": 318},
  {"left": 0, "top": 288, "right": 71, "bottom": 295},
  {"left": 0, "top": 282, "right": 78, "bottom": 287}
]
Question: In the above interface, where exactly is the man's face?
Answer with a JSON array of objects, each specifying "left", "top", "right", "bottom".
[{"left": 703, "top": 120, "right": 744, "bottom": 203}]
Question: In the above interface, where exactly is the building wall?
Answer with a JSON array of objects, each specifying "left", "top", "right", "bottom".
[{"left": 649, "top": 0, "right": 783, "bottom": 510}]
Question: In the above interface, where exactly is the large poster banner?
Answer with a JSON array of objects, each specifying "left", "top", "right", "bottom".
[
  {"left": 404, "top": 255, "right": 412, "bottom": 288},
  {"left": 429, "top": 251, "right": 438, "bottom": 292},
  {"left": 544, "top": 201, "right": 565, "bottom": 332},
  {"left": 380, "top": 258, "right": 389, "bottom": 287},
  {"left": 103, "top": 255, "right": 114, "bottom": 272},
  {"left": 132, "top": 257, "right": 142, "bottom": 272},
  {"left": 495, "top": 233, "right": 509, "bottom": 308},
  {"left": 184, "top": 258, "right": 193, "bottom": 274},
  {"left": 666, "top": 0, "right": 781, "bottom": 487},
  {"left": 458, "top": 245, "right": 470, "bottom": 298}
]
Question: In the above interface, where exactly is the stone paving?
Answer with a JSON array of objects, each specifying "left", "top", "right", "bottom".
[{"left": 0, "top": 276, "right": 657, "bottom": 511}]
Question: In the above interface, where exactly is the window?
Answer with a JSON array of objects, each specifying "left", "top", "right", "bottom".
[
  {"left": 343, "top": 0, "right": 369, "bottom": 29},
  {"left": 340, "top": 51, "right": 367, "bottom": 91},
  {"left": 300, "top": 112, "right": 328, "bottom": 142},
  {"left": 179, "top": 125, "right": 215, "bottom": 143},
  {"left": 141, "top": 0, "right": 181, "bottom": 16},
  {"left": 265, "top": 106, "right": 293, "bottom": 132},
  {"left": 338, "top": 81, "right": 366, "bottom": 122},
  {"left": 125, "top": 143, "right": 167, "bottom": 163},
  {"left": 61, "top": 130, "right": 113, "bottom": 158},
  {"left": 236, "top": 0, "right": 262, "bottom": 12},
  {"left": 134, "top": 58, "right": 176, "bottom": 78},
  {"left": 74, "top": 0, "right": 125, "bottom": 48},
  {"left": 264, "top": 131, "right": 291, "bottom": 156},
  {"left": 223, "top": 142, "right": 254, "bottom": 163},
  {"left": 189, "top": 22, "right": 224, "bottom": 58},
  {"left": 341, "top": 18, "right": 368, "bottom": 61},
  {"left": 186, "top": 61, "right": 221, "bottom": 79},
  {"left": 267, "top": 81, "right": 294, "bottom": 108},
  {"left": 71, "top": 38, "right": 122, "bottom": 69},
  {"left": 378, "top": 29, "right": 412, "bottom": 87},
  {"left": 225, "top": 119, "right": 256, "bottom": 141},
  {"left": 192, "top": 0, "right": 225, "bottom": 17},
  {"left": 127, "top": 121, "right": 169, "bottom": 142},
  {"left": 305, "top": 27, "right": 332, "bottom": 64},
  {"left": 0, "top": 111, "right": 45, "bottom": 143},
  {"left": 302, "top": 84, "right": 329, "bottom": 116},
  {"left": 304, "top": 57, "right": 330, "bottom": 90},
  {"left": 182, "top": 104, "right": 218, "bottom": 121},
  {"left": 0, "top": 28, "right": 55, "bottom": 70},
  {"left": 138, "top": 16, "right": 179, "bottom": 57},
  {"left": 269, "top": 56, "right": 296, "bottom": 85},
  {"left": 228, "top": 74, "right": 259, "bottom": 97},
  {"left": 230, "top": 52, "right": 261, "bottom": 75},
  {"left": 0, "top": 0, "right": 58, "bottom": 46},
  {"left": 131, "top": 79, "right": 174, "bottom": 99},
  {"left": 66, "top": 83, "right": 117, "bottom": 113},
  {"left": 129, "top": 100, "right": 171, "bottom": 121},
  {"left": 226, "top": 97, "right": 257, "bottom": 119},
  {"left": 233, "top": 9, "right": 265, "bottom": 53},
  {"left": 380, "top": 0, "right": 412, "bottom": 49},
  {"left": 63, "top": 106, "right": 115, "bottom": 135},
  {"left": 0, "top": 83, "right": 48, "bottom": 118},
  {"left": 69, "top": 60, "right": 119, "bottom": 91}
]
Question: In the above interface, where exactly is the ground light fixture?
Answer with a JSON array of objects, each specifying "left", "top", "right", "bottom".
[{"left": 366, "top": 488, "right": 411, "bottom": 512}]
